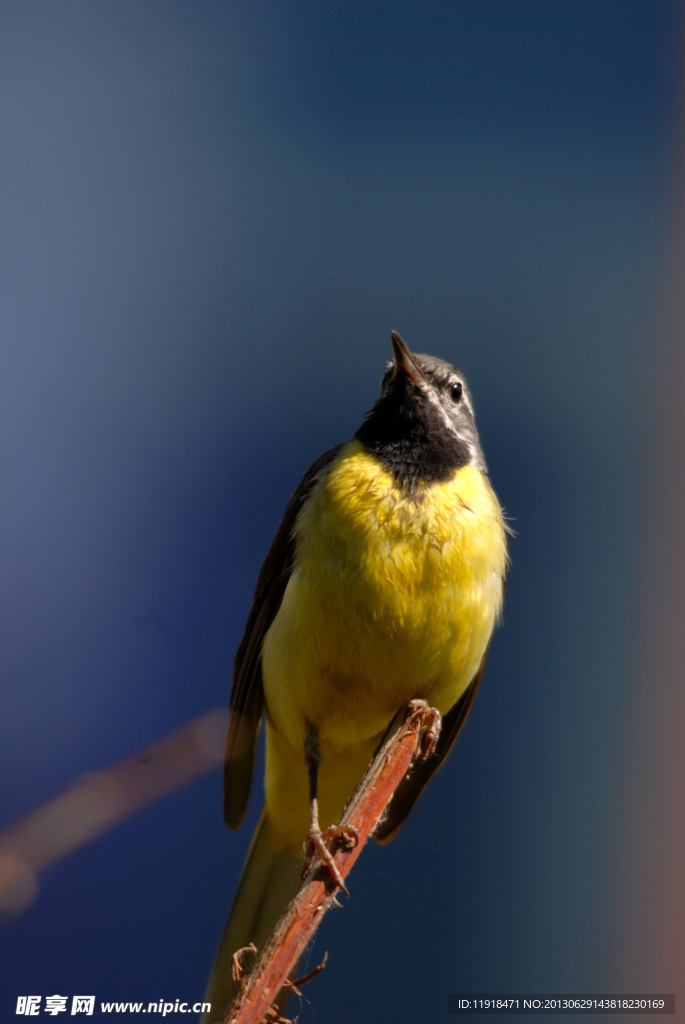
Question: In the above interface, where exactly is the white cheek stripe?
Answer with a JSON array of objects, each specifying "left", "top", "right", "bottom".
[{"left": 421, "top": 384, "right": 479, "bottom": 465}]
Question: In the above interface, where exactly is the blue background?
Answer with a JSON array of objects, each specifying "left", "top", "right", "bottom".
[{"left": 0, "top": 2, "right": 679, "bottom": 1021}]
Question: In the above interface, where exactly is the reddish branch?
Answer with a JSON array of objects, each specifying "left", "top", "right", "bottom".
[{"left": 220, "top": 699, "right": 441, "bottom": 1024}]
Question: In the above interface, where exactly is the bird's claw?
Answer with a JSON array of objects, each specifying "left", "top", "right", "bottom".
[
  {"left": 407, "top": 699, "right": 442, "bottom": 760},
  {"left": 301, "top": 824, "right": 359, "bottom": 896}
]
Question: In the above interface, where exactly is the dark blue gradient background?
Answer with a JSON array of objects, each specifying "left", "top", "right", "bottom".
[{"left": 0, "top": 3, "right": 679, "bottom": 1021}]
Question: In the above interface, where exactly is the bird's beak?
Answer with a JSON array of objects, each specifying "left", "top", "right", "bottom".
[{"left": 391, "top": 331, "right": 424, "bottom": 385}]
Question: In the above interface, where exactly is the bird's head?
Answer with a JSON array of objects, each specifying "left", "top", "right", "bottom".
[{"left": 355, "top": 331, "right": 486, "bottom": 489}]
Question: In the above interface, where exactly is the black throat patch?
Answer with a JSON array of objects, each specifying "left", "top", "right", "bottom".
[{"left": 354, "top": 381, "right": 471, "bottom": 494}]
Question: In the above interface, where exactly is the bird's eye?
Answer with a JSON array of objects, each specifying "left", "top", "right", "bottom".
[{"left": 449, "top": 382, "right": 463, "bottom": 402}]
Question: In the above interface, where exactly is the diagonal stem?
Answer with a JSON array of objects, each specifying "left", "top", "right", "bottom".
[{"left": 219, "top": 699, "right": 440, "bottom": 1024}]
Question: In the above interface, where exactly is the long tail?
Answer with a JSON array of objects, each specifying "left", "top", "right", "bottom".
[{"left": 202, "top": 810, "right": 303, "bottom": 1024}]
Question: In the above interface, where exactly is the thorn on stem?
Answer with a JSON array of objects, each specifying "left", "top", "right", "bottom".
[{"left": 284, "top": 950, "right": 329, "bottom": 995}]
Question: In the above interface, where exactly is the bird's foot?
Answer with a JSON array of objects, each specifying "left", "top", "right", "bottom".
[
  {"left": 407, "top": 699, "right": 442, "bottom": 760},
  {"left": 231, "top": 943, "right": 257, "bottom": 984},
  {"left": 301, "top": 824, "right": 359, "bottom": 895}
]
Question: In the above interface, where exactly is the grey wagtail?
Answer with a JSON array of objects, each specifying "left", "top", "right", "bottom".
[{"left": 204, "top": 331, "right": 508, "bottom": 1017}]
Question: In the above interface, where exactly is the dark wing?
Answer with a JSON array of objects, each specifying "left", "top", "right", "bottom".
[
  {"left": 373, "top": 651, "right": 489, "bottom": 844},
  {"left": 223, "top": 444, "right": 344, "bottom": 829}
]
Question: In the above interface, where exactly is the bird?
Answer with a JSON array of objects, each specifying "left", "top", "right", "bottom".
[{"left": 204, "top": 331, "right": 508, "bottom": 1019}]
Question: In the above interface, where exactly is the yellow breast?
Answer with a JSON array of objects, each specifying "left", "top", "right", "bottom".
[{"left": 261, "top": 439, "right": 507, "bottom": 753}]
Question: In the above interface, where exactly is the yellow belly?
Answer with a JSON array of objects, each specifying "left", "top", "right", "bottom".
[{"left": 261, "top": 439, "right": 507, "bottom": 848}]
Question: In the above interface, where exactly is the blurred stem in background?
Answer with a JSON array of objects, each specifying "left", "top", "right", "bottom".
[{"left": 0, "top": 709, "right": 227, "bottom": 916}]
